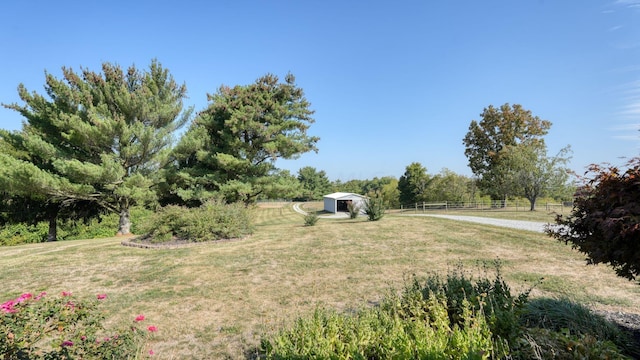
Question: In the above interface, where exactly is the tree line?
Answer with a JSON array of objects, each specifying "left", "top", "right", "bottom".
[
  {"left": 0, "top": 60, "right": 574, "bottom": 240},
  {"left": 0, "top": 60, "right": 318, "bottom": 240},
  {"left": 2, "top": 59, "right": 638, "bottom": 284}
]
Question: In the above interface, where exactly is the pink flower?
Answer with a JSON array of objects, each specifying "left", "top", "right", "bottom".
[
  {"left": 147, "top": 325, "right": 158, "bottom": 332},
  {"left": 17, "top": 293, "right": 32, "bottom": 302},
  {"left": 35, "top": 292, "right": 47, "bottom": 300},
  {"left": 96, "top": 293, "right": 107, "bottom": 300},
  {"left": 61, "top": 340, "right": 74, "bottom": 347},
  {"left": 80, "top": 336, "right": 87, "bottom": 341},
  {"left": 61, "top": 291, "right": 72, "bottom": 297},
  {"left": 135, "top": 314, "right": 145, "bottom": 322},
  {"left": 1, "top": 300, "right": 16, "bottom": 313},
  {"left": 149, "top": 349, "right": 155, "bottom": 355},
  {"left": 65, "top": 301, "right": 75, "bottom": 310}
]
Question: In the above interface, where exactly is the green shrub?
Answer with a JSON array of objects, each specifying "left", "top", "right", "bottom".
[
  {"left": 346, "top": 202, "right": 360, "bottom": 219},
  {"left": 417, "top": 262, "right": 531, "bottom": 344},
  {"left": 138, "top": 200, "right": 253, "bottom": 243},
  {"left": 0, "top": 222, "right": 49, "bottom": 246},
  {"left": 61, "top": 206, "right": 153, "bottom": 240},
  {"left": 1, "top": 291, "right": 157, "bottom": 359},
  {"left": 261, "top": 288, "right": 496, "bottom": 359},
  {"left": 363, "top": 195, "right": 385, "bottom": 221},
  {"left": 303, "top": 212, "right": 319, "bottom": 226},
  {"left": 0, "top": 207, "right": 154, "bottom": 246}
]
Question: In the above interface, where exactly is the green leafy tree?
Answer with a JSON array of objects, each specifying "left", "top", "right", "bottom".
[
  {"left": 397, "top": 162, "right": 431, "bottom": 205},
  {"left": 1, "top": 60, "right": 191, "bottom": 235},
  {"left": 334, "top": 179, "right": 365, "bottom": 194},
  {"left": 380, "top": 178, "right": 400, "bottom": 209},
  {"left": 166, "top": 73, "right": 318, "bottom": 205},
  {"left": 498, "top": 143, "right": 571, "bottom": 210},
  {"left": 425, "top": 169, "right": 473, "bottom": 203},
  {"left": 296, "top": 166, "right": 332, "bottom": 201},
  {"left": 261, "top": 170, "right": 303, "bottom": 200},
  {"left": 547, "top": 159, "right": 640, "bottom": 281},
  {"left": 463, "top": 103, "right": 551, "bottom": 200},
  {"left": 362, "top": 176, "right": 396, "bottom": 195}
]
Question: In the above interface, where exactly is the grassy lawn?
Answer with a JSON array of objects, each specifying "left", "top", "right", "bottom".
[{"left": 1, "top": 203, "right": 638, "bottom": 359}]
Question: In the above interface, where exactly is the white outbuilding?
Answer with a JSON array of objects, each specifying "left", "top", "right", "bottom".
[{"left": 323, "top": 192, "right": 367, "bottom": 213}]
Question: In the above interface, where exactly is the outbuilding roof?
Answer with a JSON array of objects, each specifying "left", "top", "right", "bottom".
[{"left": 323, "top": 192, "right": 366, "bottom": 199}]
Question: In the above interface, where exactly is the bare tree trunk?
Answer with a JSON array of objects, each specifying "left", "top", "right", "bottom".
[
  {"left": 117, "top": 207, "right": 131, "bottom": 236},
  {"left": 47, "top": 215, "right": 57, "bottom": 242},
  {"left": 528, "top": 197, "right": 536, "bottom": 211}
]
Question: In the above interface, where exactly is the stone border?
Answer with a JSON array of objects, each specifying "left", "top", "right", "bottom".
[{"left": 121, "top": 236, "right": 248, "bottom": 249}]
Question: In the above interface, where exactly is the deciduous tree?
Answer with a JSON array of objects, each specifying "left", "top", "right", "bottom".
[
  {"left": 425, "top": 169, "right": 473, "bottom": 203},
  {"left": 463, "top": 103, "right": 551, "bottom": 200},
  {"left": 498, "top": 143, "right": 571, "bottom": 210},
  {"left": 547, "top": 159, "right": 640, "bottom": 281},
  {"left": 397, "top": 162, "right": 431, "bottom": 205}
]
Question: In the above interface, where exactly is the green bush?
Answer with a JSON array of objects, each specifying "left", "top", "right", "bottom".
[
  {"left": 303, "top": 212, "right": 319, "bottom": 226},
  {"left": 363, "top": 195, "right": 385, "bottom": 221},
  {"left": 0, "top": 222, "right": 49, "bottom": 246},
  {"left": 0, "top": 206, "right": 154, "bottom": 246},
  {"left": 137, "top": 200, "right": 253, "bottom": 243},
  {"left": 417, "top": 262, "right": 531, "bottom": 344},
  {"left": 61, "top": 206, "right": 153, "bottom": 240},
  {"left": 261, "top": 289, "right": 496, "bottom": 359},
  {"left": 1, "top": 291, "right": 157, "bottom": 359},
  {"left": 346, "top": 202, "right": 360, "bottom": 219}
]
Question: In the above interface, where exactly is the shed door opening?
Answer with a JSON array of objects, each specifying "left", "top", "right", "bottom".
[{"left": 337, "top": 200, "right": 351, "bottom": 212}]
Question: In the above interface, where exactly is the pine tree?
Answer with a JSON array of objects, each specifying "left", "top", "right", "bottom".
[
  {"left": 165, "top": 73, "right": 318, "bottom": 205},
  {"left": 1, "top": 59, "right": 191, "bottom": 236}
]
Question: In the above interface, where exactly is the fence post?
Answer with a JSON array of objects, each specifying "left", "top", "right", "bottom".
[{"left": 415, "top": 203, "right": 418, "bottom": 213}]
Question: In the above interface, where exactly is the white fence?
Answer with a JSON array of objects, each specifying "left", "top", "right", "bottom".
[{"left": 398, "top": 200, "right": 571, "bottom": 213}]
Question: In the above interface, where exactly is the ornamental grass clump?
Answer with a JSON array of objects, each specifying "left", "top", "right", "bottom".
[
  {"left": 363, "top": 195, "right": 385, "bottom": 221},
  {"left": 1, "top": 291, "right": 157, "bottom": 359},
  {"left": 519, "top": 297, "right": 636, "bottom": 358}
]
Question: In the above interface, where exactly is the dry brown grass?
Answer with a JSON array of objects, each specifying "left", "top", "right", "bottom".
[{"left": 1, "top": 203, "right": 638, "bottom": 359}]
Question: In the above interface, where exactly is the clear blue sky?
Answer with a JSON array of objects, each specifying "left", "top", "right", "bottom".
[{"left": 1, "top": 0, "right": 638, "bottom": 181}]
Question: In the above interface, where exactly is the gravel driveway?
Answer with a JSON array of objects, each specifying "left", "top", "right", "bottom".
[{"left": 402, "top": 214, "right": 549, "bottom": 233}]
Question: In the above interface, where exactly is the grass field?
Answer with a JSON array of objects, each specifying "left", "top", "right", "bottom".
[{"left": 1, "top": 203, "right": 638, "bottom": 359}]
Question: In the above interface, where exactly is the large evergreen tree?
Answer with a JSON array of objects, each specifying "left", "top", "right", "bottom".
[
  {"left": 166, "top": 73, "right": 318, "bottom": 205},
  {"left": 0, "top": 60, "right": 190, "bottom": 236},
  {"left": 297, "top": 166, "right": 332, "bottom": 201}
]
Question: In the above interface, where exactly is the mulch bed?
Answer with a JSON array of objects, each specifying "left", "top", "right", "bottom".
[{"left": 121, "top": 236, "right": 247, "bottom": 249}]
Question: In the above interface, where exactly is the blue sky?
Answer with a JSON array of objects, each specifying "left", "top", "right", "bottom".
[{"left": 1, "top": 1, "right": 639, "bottom": 181}]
